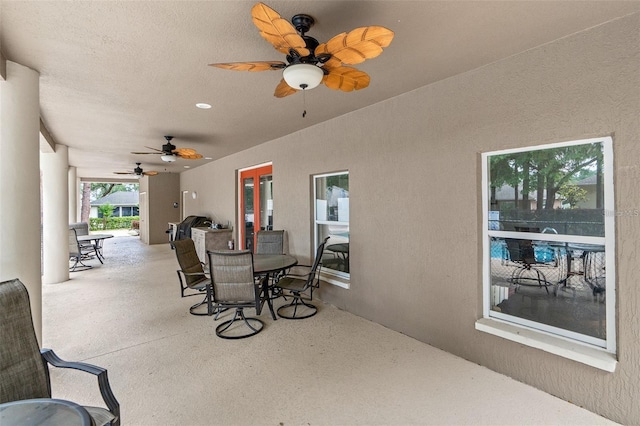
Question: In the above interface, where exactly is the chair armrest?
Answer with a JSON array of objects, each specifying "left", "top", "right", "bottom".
[
  {"left": 180, "top": 271, "right": 210, "bottom": 277},
  {"left": 41, "top": 348, "right": 120, "bottom": 426},
  {"left": 282, "top": 265, "right": 312, "bottom": 276}
]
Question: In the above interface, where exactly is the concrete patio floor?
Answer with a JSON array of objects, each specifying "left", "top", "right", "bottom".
[{"left": 40, "top": 234, "right": 618, "bottom": 425}]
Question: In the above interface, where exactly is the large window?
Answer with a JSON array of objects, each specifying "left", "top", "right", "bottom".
[
  {"left": 314, "top": 171, "right": 349, "bottom": 288},
  {"left": 479, "top": 137, "right": 616, "bottom": 369}
]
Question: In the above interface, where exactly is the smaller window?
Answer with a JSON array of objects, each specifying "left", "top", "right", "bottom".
[{"left": 314, "top": 171, "right": 349, "bottom": 288}]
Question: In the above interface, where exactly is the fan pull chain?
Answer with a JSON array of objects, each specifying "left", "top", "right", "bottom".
[{"left": 301, "top": 84, "right": 308, "bottom": 118}]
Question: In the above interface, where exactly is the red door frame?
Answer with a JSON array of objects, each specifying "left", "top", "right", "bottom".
[{"left": 239, "top": 164, "right": 272, "bottom": 250}]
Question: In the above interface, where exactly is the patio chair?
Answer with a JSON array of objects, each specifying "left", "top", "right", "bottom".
[
  {"left": 69, "top": 228, "right": 100, "bottom": 272},
  {"left": 255, "top": 229, "right": 288, "bottom": 298},
  {"left": 208, "top": 250, "right": 264, "bottom": 339},
  {"left": 0, "top": 279, "right": 120, "bottom": 426},
  {"left": 505, "top": 238, "right": 557, "bottom": 295},
  {"left": 70, "top": 221, "right": 97, "bottom": 251},
  {"left": 274, "top": 237, "right": 329, "bottom": 319},
  {"left": 256, "top": 230, "right": 284, "bottom": 254},
  {"left": 170, "top": 238, "right": 215, "bottom": 316}
]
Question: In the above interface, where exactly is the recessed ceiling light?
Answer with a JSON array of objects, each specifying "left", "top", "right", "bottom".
[
  {"left": 184, "top": 165, "right": 191, "bottom": 169},
  {"left": 196, "top": 103, "right": 212, "bottom": 109},
  {"left": 205, "top": 157, "right": 213, "bottom": 160}
]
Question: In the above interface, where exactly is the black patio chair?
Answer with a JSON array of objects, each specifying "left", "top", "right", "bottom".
[{"left": 274, "top": 237, "right": 328, "bottom": 319}]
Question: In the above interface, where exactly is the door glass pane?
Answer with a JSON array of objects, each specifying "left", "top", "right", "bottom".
[
  {"left": 260, "top": 174, "right": 273, "bottom": 231},
  {"left": 243, "top": 177, "right": 254, "bottom": 252}
]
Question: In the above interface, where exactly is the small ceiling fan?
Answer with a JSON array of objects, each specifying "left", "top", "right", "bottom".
[
  {"left": 114, "top": 163, "right": 158, "bottom": 177},
  {"left": 209, "top": 2, "right": 394, "bottom": 98},
  {"left": 131, "top": 136, "right": 203, "bottom": 162}
]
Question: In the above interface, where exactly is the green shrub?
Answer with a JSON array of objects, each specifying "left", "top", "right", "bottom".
[{"left": 90, "top": 216, "right": 140, "bottom": 231}]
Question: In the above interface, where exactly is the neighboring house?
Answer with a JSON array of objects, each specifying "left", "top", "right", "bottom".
[
  {"left": 91, "top": 191, "right": 139, "bottom": 218},
  {"left": 575, "top": 175, "right": 599, "bottom": 209},
  {"left": 491, "top": 184, "right": 562, "bottom": 211}
]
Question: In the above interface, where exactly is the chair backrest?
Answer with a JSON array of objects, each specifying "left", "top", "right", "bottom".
[
  {"left": 69, "top": 222, "right": 89, "bottom": 236},
  {"left": 170, "top": 238, "right": 207, "bottom": 286},
  {"left": 299, "top": 236, "right": 329, "bottom": 289},
  {"left": 505, "top": 238, "right": 536, "bottom": 265},
  {"left": 0, "top": 279, "right": 51, "bottom": 403},
  {"left": 256, "top": 230, "right": 284, "bottom": 254},
  {"left": 68, "top": 228, "right": 81, "bottom": 257},
  {"left": 311, "top": 237, "right": 329, "bottom": 273},
  {"left": 208, "top": 250, "right": 257, "bottom": 304}
]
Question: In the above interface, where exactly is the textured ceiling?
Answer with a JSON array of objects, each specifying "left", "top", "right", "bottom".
[{"left": 2, "top": 1, "right": 639, "bottom": 180}]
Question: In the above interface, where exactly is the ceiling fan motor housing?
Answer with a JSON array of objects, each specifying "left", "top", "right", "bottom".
[{"left": 291, "top": 14, "right": 314, "bottom": 35}]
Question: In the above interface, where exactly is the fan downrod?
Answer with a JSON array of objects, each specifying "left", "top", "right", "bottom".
[
  {"left": 162, "top": 135, "right": 176, "bottom": 153},
  {"left": 291, "top": 14, "right": 314, "bottom": 35}
]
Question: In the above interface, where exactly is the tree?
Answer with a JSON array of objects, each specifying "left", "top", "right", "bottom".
[
  {"left": 91, "top": 183, "right": 137, "bottom": 200},
  {"left": 80, "top": 182, "right": 138, "bottom": 223},
  {"left": 98, "top": 203, "right": 115, "bottom": 230},
  {"left": 489, "top": 143, "right": 601, "bottom": 211},
  {"left": 80, "top": 182, "right": 91, "bottom": 222},
  {"left": 558, "top": 183, "right": 588, "bottom": 208}
]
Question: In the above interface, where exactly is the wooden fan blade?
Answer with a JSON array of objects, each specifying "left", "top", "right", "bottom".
[
  {"left": 323, "top": 66, "right": 370, "bottom": 92},
  {"left": 130, "top": 152, "right": 161, "bottom": 155},
  {"left": 143, "top": 171, "right": 159, "bottom": 176},
  {"left": 173, "top": 147, "right": 198, "bottom": 156},
  {"left": 316, "top": 26, "right": 394, "bottom": 66},
  {"left": 251, "top": 2, "right": 309, "bottom": 56},
  {"left": 114, "top": 172, "right": 133, "bottom": 175},
  {"left": 178, "top": 153, "right": 204, "bottom": 160},
  {"left": 274, "top": 79, "right": 298, "bottom": 98},
  {"left": 209, "top": 61, "right": 286, "bottom": 72}
]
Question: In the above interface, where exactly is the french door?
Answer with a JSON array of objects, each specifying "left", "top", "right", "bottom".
[{"left": 239, "top": 164, "right": 273, "bottom": 251}]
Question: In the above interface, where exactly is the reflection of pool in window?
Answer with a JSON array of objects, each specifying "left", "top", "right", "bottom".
[{"left": 491, "top": 239, "right": 559, "bottom": 262}]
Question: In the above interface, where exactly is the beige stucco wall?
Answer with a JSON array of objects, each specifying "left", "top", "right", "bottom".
[
  {"left": 181, "top": 13, "right": 640, "bottom": 423},
  {"left": 140, "top": 173, "right": 181, "bottom": 244}
]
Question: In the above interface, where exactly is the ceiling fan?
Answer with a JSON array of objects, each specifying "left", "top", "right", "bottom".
[
  {"left": 131, "top": 136, "right": 203, "bottom": 162},
  {"left": 209, "top": 2, "right": 394, "bottom": 98},
  {"left": 114, "top": 163, "right": 158, "bottom": 177}
]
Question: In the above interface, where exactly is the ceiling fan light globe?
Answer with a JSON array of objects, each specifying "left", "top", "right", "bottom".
[
  {"left": 283, "top": 64, "right": 323, "bottom": 90},
  {"left": 161, "top": 154, "right": 177, "bottom": 162}
]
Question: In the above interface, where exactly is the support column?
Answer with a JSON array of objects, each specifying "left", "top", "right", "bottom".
[
  {"left": 42, "top": 145, "right": 70, "bottom": 284},
  {"left": 0, "top": 61, "right": 42, "bottom": 342},
  {"left": 68, "top": 166, "right": 78, "bottom": 222}
]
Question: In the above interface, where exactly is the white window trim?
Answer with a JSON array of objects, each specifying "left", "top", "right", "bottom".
[
  {"left": 477, "top": 136, "right": 616, "bottom": 371},
  {"left": 314, "top": 171, "right": 350, "bottom": 288}
]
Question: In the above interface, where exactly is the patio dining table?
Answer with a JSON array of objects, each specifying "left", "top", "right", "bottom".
[
  {"left": 253, "top": 253, "right": 297, "bottom": 320},
  {"left": 77, "top": 233, "right": 113, "bottom": 261},
  {"left": 0, "top": 398, "right": 92, "bottom": 426}
]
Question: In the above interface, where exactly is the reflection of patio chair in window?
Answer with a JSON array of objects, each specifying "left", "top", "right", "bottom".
[
  {"left": 323, "top": 242, "right": 349, "bottom": 273},
  {"left": 505, "top": 239, "right": 557, "bottom": 295}
]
